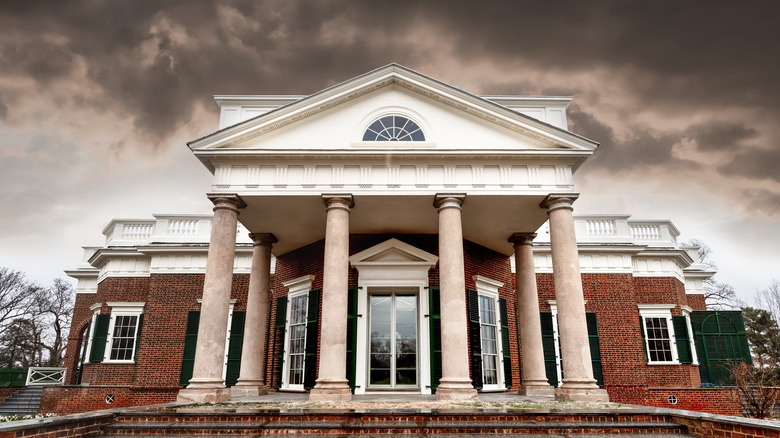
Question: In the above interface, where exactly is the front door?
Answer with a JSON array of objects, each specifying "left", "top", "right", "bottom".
[{"left": 368, "top": 288, "right": 418, "bottom": 389}]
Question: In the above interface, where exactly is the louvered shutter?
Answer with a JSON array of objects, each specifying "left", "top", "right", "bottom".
[
  {"left": 428, "top": 286, "right": 442, "bottom": 391},
  {"left": 225, "top": 311, "right": 245, "bottom": 386},
  {"left": 586, "top": 313, "right": 603, "bottom": 387},
  {"left": 672, "top": 315, "right": 693, "bottom": 364},
  {"left": 498, "top": 298, "right": 512, "bottom": 389},
  {"left": 346, "top": 286, "right": 359, "bottom": 390},
  {"left": 89, "top": 314, "right": 111, "bottom": 363},
  {"left": 303, "top": 289, "right": 321, "bottom": 390},
  {"left": 179, "top": 311, "right": 200, "bottom": 386},
  {"left": 540, "top": 312, "right": 558, "bottom": 387},
  {"left": 466, "top": 289, "right": 483, "bottom": 390}
]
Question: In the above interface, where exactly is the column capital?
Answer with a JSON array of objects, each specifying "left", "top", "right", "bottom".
[
  {"left": 249, "top": 233, "right": 278, "bottom": 246},
  {"left": 207, "top": 193, "right": 247, "bottom": 213},
  {"left": 539, "top": 193, "right": 579, "bottom": 213},
  {"left": 433, "top": 193, "right": 466, "bottom": 211},
  {"left": 508, "top": 232, "right": 537, "bottom": 246},
  {"left": 322, "top": 194, "right": 355, "bottom": 211}
]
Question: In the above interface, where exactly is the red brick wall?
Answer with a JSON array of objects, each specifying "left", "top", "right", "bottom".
[
  {"left": 64, "top": 273, "right": 250, "bottom": 389},
  {"left": 687, "top": 294, "right": 706, "bottom": 310},
  {"left": 0, "top": 387, "right": 22, "bottom": 404},
  {"left": 39, "top": 386, "right": 178, "bottom": 415},
  {"left": 607, "top": 386, "right": 742, "bottom": 417}
]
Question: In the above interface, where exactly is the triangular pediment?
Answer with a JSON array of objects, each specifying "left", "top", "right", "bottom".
[
  {"left": 349, "top": 238, "right": 438, "bottom": 267},
  {"left": 188, "top": 64, "right": 598, "bottom": 157}
]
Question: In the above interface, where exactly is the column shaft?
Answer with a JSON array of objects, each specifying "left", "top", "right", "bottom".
[
  {"left": 434, "top": 194, "right": 477, "bottom": 401},
  {"left": 233, "top": 233, "right": 277, "bottom": 397},
  {"left": 309, "top": 195, "right": 354, "bottom": 401},
  {"left": 509, "top": 233, "right": 554, "bottom": 396},
  {"left": 178, "top": 194, "right": 245, "bottom": 403},
  {"left": 541, "top": 194, "right": 608, "bottom": 402}
]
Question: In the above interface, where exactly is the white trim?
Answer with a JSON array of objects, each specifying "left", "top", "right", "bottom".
[
  {"left": 547, "top": 301, "right": 563, "bottom": 387},
  {"left": 638, "top": 305, "right": 679, "bottom": 365},
  {"left": 474, "top": 276, "right": 506, "bottom": 391},
  {"left": 679, "top": 307, "right": 700, "bottom": 365},
  {"left": 281, "top": 287, "right": 311, "bottom": 391},
  {"left": 82, "top": 309, "right": 100, "bottom": 365},
  {"left": 103, "top": 303, "right": 145, "bottom": 364}
]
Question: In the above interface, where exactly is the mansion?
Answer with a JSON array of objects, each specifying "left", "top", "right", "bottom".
[{"left": 62, "top": 65, "right": 749, "bottom": 411}]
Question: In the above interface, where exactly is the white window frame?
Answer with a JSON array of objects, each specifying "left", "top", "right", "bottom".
[
  {"left": 280, "top": 275, "right": 314, "bottom": 391},
  {"left": 103, "top": 302, "right": 144, "bottom": 364},
  {"left": 547, "top": 301, "right": 563, "bottom": 387},
  {"left": 82, "top": 303, "right": 102, "bottom": 364},
  {"left": 473, "top": 275, "right": 506, "bottom": 391},
  {"left": 638, "top": 304, "right": 679, "bottom": 365}
]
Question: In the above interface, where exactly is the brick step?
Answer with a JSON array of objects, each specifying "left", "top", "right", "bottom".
[{"left": 101, "top": 411, "right": 690, "bottom": 436}]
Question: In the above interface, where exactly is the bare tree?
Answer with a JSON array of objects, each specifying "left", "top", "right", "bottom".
[
  {"left": 0, "top": 268, "right": 35, "bottom": 336},
  {"left": 729, "top": 361, "right": 780, "bottom": 419},
  {"left": 33, "top": 279, "right": 74, "bottom": 367},
  {"left": 755, "top": 280, "right": 780, "bottom": 325},
  {"left": 682, "top": 238, "right": 740, "bottom": 309}
]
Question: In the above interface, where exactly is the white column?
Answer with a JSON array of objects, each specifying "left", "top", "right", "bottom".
[
  {"left": 232, "top": 233, "right": 277, "bottom": 397},
  {"left": 309, "top": 194, "right": 354, "bottom": 401},
  {"left": 541, "top": 194, "right": 608, "bottom": 402},
  {"left": 178, "top": 194, "right": 245, "bottom": 403},
  {"left": 434, "top": 194, "right": 477, "bottom": 401},
  {"left": 509, "top": 232, "right": 554, "bottom": 397}
]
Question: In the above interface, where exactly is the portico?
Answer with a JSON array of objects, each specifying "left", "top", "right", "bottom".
[{"left": 177, "top": 64, "right": 607, "bottom": 403}]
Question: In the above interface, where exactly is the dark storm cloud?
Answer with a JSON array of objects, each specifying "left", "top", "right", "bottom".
[
  {"left": 0, "top": 96, "right": 7, "bottom": 120},
  {"left": 721, "top": 147, "right": 780, "bottom": 181},
  {"left": 685, "top": 122, "right": 759, "bottom": 152}
]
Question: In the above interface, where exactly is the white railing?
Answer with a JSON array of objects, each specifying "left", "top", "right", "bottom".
[
  {"left": 121, "top": 223, "right": 154, "bottom": 240},
  {"left": 631, "top": 224, "right": 662, "bottom": 241},
  {"left": 585, "top": 219, "right": 617, "bottom": 236},
  {"left": 25, "top": 367, "right": 67, "bottom": 386},
  {"left": 167, "top": 219, "right": 199, "bottom": 235}
]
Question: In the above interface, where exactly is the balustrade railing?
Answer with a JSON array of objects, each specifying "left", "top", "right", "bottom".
[
  {"left": 631, "top": 224, "right": 662, "bottom": 241},
  {"left": 167, "top": 219, "right": 199, "bottom": 235},
  {"left": 121, "top": 223, "right": 154, "bottom": 240},
  {"left": 25, "top": 367, "right": 67, "bottom": 386},
  {"left": 585, "top": 219, "right": 617, "bottom": 236}
]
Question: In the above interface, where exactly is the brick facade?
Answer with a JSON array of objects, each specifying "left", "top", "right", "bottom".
[{"left": 59, "top": 234, "right": 722, "bottom": 415}]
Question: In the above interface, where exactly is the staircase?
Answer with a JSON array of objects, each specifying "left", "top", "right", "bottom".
[
  {"left": 0, "top": 386, "right": 42, "bottom": 416},
  {"left": 101, "top": 409, "right": 692, "bottom": 437}
]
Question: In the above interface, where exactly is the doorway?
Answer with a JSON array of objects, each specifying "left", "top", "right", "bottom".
[{"left": 368, "top": 288, "right": 418, "bottom": 389}]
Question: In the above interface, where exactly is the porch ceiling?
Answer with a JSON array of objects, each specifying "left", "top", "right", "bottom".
[{"left": 238, "top": 194, "right": 550, "bottom": 257}]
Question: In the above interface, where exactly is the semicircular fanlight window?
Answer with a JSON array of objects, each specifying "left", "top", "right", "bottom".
[{"left": 362, "top": 115, "right": 425, "bottom": 141}]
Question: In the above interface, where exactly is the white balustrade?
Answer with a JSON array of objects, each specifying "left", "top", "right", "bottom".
[
  {"left": 26, "top": 367, "right": 67, "bottom": 386},
  {"left": 585, "top": 219, "right": 616, "bottom": 236},
  {"left": 631, "top": 224, "right": 662, "bottom": 241},
  {"left": 121, "top": 223, "right": 154, "bottom": 240},
  {"left": 167, "top": 219, "right": 199, "bottom": 235}
]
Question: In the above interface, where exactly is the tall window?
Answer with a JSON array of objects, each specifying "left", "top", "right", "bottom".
[
  {"left": 362, "top": 115, "right": 425, "bottom": 141},
  {"left": 638, "top": 305, "right": 679, "bottom": 365},
  {"left": 103, "top": 302, "right": 144, "bottom": 363},
  {"left": 479, "top": 295, "right": 499, "bottom": 385},
  {"left": 286, "top": 293, "right": 308, "bottom": 387}
]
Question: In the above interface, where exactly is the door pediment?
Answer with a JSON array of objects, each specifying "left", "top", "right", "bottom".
[{"left": 349, "top": 238, "right": 438, "bottom": 270}]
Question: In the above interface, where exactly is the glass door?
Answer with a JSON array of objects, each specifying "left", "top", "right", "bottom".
[{"left": 368, "top": 289, "right": 418, "bottom": 388}]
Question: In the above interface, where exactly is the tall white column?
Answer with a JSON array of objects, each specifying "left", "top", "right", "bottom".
[
  {"left": 434, "top": 194, "right": 477, "bottom": 401},
  {"left": 178, "top": 194, "right": 245, "bottom": 403},
  {"left": 541, "top": 194, "right": 608, "bottom": 402},
  {"left": 232, "top": 233, "right": 277, "bottom": 397},
  {"left": 309, "top": 194, "right": 354, "bottom": 401},
  {"left": 509, "top": 232, "right": 555, "bottom": 397}
]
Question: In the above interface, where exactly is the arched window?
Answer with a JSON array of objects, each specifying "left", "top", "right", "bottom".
[{"left": 362, "top": 115, "right": 425, "bottom": 141}]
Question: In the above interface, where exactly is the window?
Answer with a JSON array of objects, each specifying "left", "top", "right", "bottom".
[
  {"left": 542, "top": 302, "right": 604, "bottom": 387},
  {"left": 467, "top": 275, "right": 511, "bottom": 391},
  {"left": 362, "top": 115, "right": 425, "bottom": 141},
  {"left": 103, "top": 302, "right": 144, "bottom": 363},
  {"left": 82, "top": 304, "right": 101, "bottom": 365},
  {"left": 280, "top": 275, "right": 319, "bottom": 391},
  {"left": 639, "top": 305, "right": 678, "bottom": 365}
]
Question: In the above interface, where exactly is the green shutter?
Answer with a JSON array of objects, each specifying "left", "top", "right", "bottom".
[
  {"left": 303, "top": 289, "right": 321, "bottom": 390},
  {"left": 133, "top": 314, "right": 144, "bottom": 362},
  {"left": 179, "top": 311, "right": 200, "bottom": 386},
  {"left": 498, "top": 298, "right": 512, "bottom": 389},
  {"left": 428, "top": 286, "right": 442, "bottom": 391},
  {"left": 540, "top": 312, "right": 558, "bottom": 387},
  {"left": 271, "top": 296, "right": 288, "bottom": 388},
  {"left": 466, "top": 289, "right": 483, "bottom": 390},
  {"left": 89, "top": 314, "right": 110, "bottom": 363},
  {"left": 346, "top": 286, "right": 359, "bottom": 390},
  {"left": 586, "top": 313, "right": 603, "bottom": 387},
  {"left": 672, "top": 315, "right": 693, "bottom": 364},
  {"left": 225, "top": 311, "right": 245, "bottom": 386},
  {"left": 691, "top": 310, "right": 752, "bottom": 384}
]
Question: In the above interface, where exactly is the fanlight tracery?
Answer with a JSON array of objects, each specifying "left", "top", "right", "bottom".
[{"left": 362, "top": 115, "right": 425, "bottom": 141}]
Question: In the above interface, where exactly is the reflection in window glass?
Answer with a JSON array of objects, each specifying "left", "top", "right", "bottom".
[{"left": 287, "top": 294, "right": 308, "bottom": 385}]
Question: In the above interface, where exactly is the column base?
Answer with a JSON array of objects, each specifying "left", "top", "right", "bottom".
[
  {"left": 435, "top": 378, "right": 478, "bottom": 401},
  {"left": 309, "top": 378, "right": 352, "bottom": 401},
  {"left": 177, "top": 387, "right": 231, "bottom": 403},
  {"left": 518, "top": 380, "right": 555, "bottom": 397},
  {"left": 555, "top": 380, "right": 609, "bottom": 402},
  {"left": 231, "top": 380, "right": 269, "bottom": 397}
]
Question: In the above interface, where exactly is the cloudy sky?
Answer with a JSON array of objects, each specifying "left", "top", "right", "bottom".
[{"left": 1, "top": 1, "right": 778, "bottom": 304}]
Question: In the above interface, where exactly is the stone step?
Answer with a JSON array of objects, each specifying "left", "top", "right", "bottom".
[
  {"left": 0, "top": 387, "right": 43, "bottom": 416},
  {"left": 101, "top": 411, "right": 690, "bottom": 436}
]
